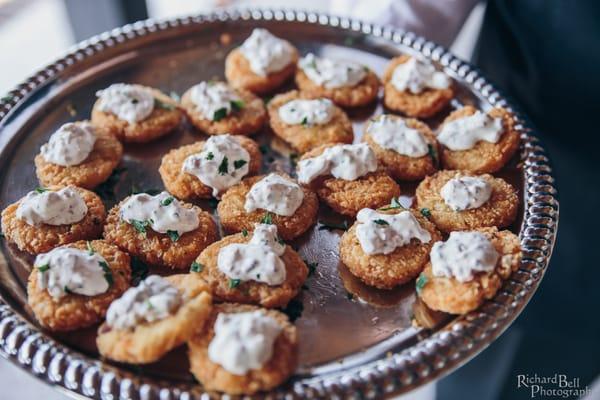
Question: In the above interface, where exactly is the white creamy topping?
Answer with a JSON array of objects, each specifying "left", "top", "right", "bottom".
[
  {"left": 391, "top": 57, "right": 450, "bottom": 94},
  {"left": 297, "top": 143, "right": 377, "bottom": 184},
  {"left": 217, "top": 223, "right": 286, "bottom": 285},
  {"left": 96, "top": 83, "right": 154, "bottom": 124},
  {"left": 208, "top": 311, "right": 282, "bottom": 375},
  {"left": 182, "top": 135, "right": 251, "bottom": 198},
  {"left": 244, "top": 174, "right": 304, "bottom": 217},
  {"left": 356, "top": 209, "right": 431, "bottom": 255},
  {"left": 368, "top": 115, "right": 429, "bottom": 158},
  {"left": 106, "top": 275, "right": 182, "bottom": 330},
  {"left": 40, "top": 122, "right": 97, "bottom": 166},
  {"left": 189, "top": 81, "right": 242, "bottom": 121},
  {"left": 437, "top": 111, "right": 504, "bottom": 151},
  {"left": 16, "top": 187, "right": 88, "bottom": 226},
  {"left": 431, "top": 231, "right": 499, "bottom": 282},
  {"left": 35, "top": 247, "right": 111, "bottom": 299},
  {"left": 299, "top": 53, "right": 367, "bottom": 89},
  {"left": 441, "top": 176, "right": 492, "bottom": 211},
  {"left": 239, "top": 28, "right": 294, "bottom": 76},
  {"left": 120, "top": 191, "right": 199, "bottom": 235},
  {"left": 278, "top": 98, "right": 334, "bottom": 126}
]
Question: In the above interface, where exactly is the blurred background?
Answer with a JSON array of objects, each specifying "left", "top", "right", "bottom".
[{"left": 0, "top": 0, "right": 598, "bottom": 399}]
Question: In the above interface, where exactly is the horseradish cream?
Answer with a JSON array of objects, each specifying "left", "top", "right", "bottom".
[
  {"left": 278, "top": 98, "right": 334, "bottom": 126},
  {"left": 298, "top": 53, "right": 366, "bottom": 88},
  {"left": 437, "top": 111, "right": 504, "bottom": 151},
  {"left": 391, "top": 57, "right": 450, "bottom": 94},
  {"left": 40, "top": 122, "right": 96, "bottom": 166},
  {"left": 239, "top": 28, "right": 295, "bottom": 76},
  {"left": 189, "top": 81, "right": 242, "bottom": 121},
  {"left": 367, "top": 115, "right": 429, "bottom": 157},
  {"left": 440, "top": 176, "right": 492, "bottom": 211},
  {"left": 297, "top": 143, "right": 377, "bottom": 184},
  {"left": 96, "top": 83, "right": 154, "bottom": 124},
  {"left": 16, "top": 187, "right": 87, "bottom": 226},
  {"left": 244, "top": 173, "right": 304, "bottom": 217}
]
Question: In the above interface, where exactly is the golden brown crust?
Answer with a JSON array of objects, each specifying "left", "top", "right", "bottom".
[
  {"left": 1, "top": 186, "right": 106, "bottom": 254},
  {"left": 102, "top": 198, "right": 218, "bottom": 270},
  {"left": 180, "top": 85, "right": 267, "bottom": 136},
  {"left": 27, "top": 240, "right": 131, "bottom": 331},
  {"left": 382, "top": 55, "right": 454, "bottom": 118},
  {"left": 188, "top": 303, "right": 297, "bottom": 395},
  {"left": 417, "top": 227, "right": 521, "bottom": 314},
  {"left": 96, "top": 275, "right": 212, "bottom": 364},
  {"left": 91, "top": 87, "right": 183, "bottom": 143},
  {"left": 438, "top": 106, "right": 521, "bottom": 173},
  {"left": 414, "top": 170, "right": 519, "bottom": 233},
  {"left": 225, "top": 48, "right": 299, "bottom": 95},
  {"left": 363, "top": 116, "right": 439, "bottom": 181},
  {"left": 267, "top": 90, "right": 354, "bottom": 153},
  {"left": 192, "top": 232, "right": 308, "bottom": 308},
  {"left": 340, "top": 209, "right": 442, "bottom": 289},
  {"left": 217, "top": 174, "right": 319, "bottom": 241},
  {"left": 158, "top": 137, "right": 262, "bottom": 200},
  {"left": 300, "top": 144, "right": 401, "bottom": 216},
  {"left": 34, "top": 123, "right": 123, "bottom": 189},
  {"left": 295, "top": 68, "right": 380, "bottom": 107}
]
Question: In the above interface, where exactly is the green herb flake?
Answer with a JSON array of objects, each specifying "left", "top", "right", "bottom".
[
  {"left": 130, "top": 219, "right": 150, "bottom": 235},
  {"left": 259, "top": 145, "right": 270, "bottom": 154},
  {"left": 206, "top": 152, "right": 214, "bottom": 160},
  {"left": 280, "top": 298, "right": 303, "bottom": 322},
  {"left": 230, "top": 100, "right": 244, "bottom": 111},
  {"left": 86, "top": 241, "right": 95, "bottom": 255},
  {"left": 218, "top": 156, "right": 229, "bottom": 175},
  {"left": 95, "top": 167, "right": 126, "bottom": 201},
  {"left": 379, "top": 197, "right": 404, "bottom": 211},
  {"left": 64, "top": 286, "right": 74, "bottom": 295},
  {"left": 167, "top": 230, "right": 180, "bottom": 242},
  {"left": 416, "top": 273, "right": 428, "bottom": 294},
  {"left": 146, "top": 300, "right": 154, "bottom": 309},
  {"left": 428, "top": 144, "right": 438, "bottom": 165},
  {"left": 131, "top": 257, "right": 149, "bottom": 285},
  {"left": 208, "top": 197, "right": 219, "bottom": 209},
  {"left": 318, "top": 220, "right": 349, "bottom": 231},
  {"left": 420, "top": 208, "right": 432, "bottom": 218},
  {"left": 373, "top": 219, "right": 390, "bottom": 226},
  {"left": 190, "top": 261, "right": 204, "bottom": 273},
  {"left": 233, "top": 159, "right": 247, "bottom": 170},
  {"left": 99, "top": 260, "right": 114, "bottom": 286},
  {"left": 228, "top": 278, "right": 241, "bottom": 289},
  {"left": 37, "top": 264, "right": 50, "bottom": 272},
  {"left": 306, "top": 261, "right": 318, "bottom": 276},
  {"left": 154, "top": 98, "right": 176, "bottom": 110},
  {"left": 160, "top": 197, "right": 174, "bottom": 206},
  {"left": 213, "top": 107, "right": 228, "bottom": 121},
  {"left": 277, "top": 236, "right": 285, "bottom": 245},
  {"left": 301, "top": 116, "right": 309, "bottom": 126},
  {"left": 260, "top": 212, "right": 273, "bottom": 225},
  {"left": 34, "top": 187, "right": 48, "bottom": 194},
  {"left": 241, "top": 229, "right": 248, "bottom": 237},
  {"left": 346, "top": 292, "right": 354, "bottom": 300}
]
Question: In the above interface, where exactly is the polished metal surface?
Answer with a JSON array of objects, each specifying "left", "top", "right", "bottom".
[{"left": 0, "top": 9, "right": 558, "bottom": 399}]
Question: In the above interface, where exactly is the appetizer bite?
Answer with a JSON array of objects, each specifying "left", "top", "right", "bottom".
[
  {"left": 415, "top": 170, "right": 518, "bottom": 233},
  {"left": 437, "top": 105, "right": 521, "bottom": 173},
  {"left": 188, "top": 303, "right": 297, "bottom": 395},
  {"left": 192, "top": 223, "right": 308, "bottom": 308},
  {"left": 97, "top": 274, "right": 212, "bottom": 364},
  {"left": 180, "top": 81, "right": 266, "bottom": 136},
  {"left": 103, "top": 191, "right": 218, "bottom": 269},
  {"left": 297, "top": 143, "right": 400, "bottom": 216},
  {"left": 217, "top": 173, "right": 318, "bottom": 240},
  {"left": 34, "top": 121, "right": 123, "bottom": 189},
  {"left": 159, "top": 134, "right": 262, "bottom": 200},
  {"left": 295, "top": 53, "right": 380, "bottom": 107},
  {"left": 27, "top": 240, "right": 130, "bottom": 331},
  {"left": 267, "top": 90, "right": 353, "bottom": 153},
  {"left": 1, "top": 186, "right": 105, "bottom": 254},
  {"left": 416, "top": 228, "right": 521, "bottom": 314},
  {"left": 225, "top": 28, "right": 298, "bottom": 94},
  {"left": 340, "top": 207, "right": 441, "bottom": 289},
  {"left": 91, "top": 83, "right": 182, "bottom": 143},
  {"left": 363, "top": 114, "right": 439, "bottom": 181},
  {"left": 383, "top": 55, "right": 454, "bottom": 118}
]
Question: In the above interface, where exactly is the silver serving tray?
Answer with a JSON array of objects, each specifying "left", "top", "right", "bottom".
[{"left": 0, "top": 9, "right": 559, "bottom": 399}]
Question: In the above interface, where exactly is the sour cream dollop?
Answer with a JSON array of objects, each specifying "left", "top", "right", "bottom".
[
  {"left": 299, "top": 53, "right": 367, "bottom": 89},
  {"left": 34, "top": 247, "right": 111, "bottom": 299},
  {"left": 431, "top": 231, "right": 499, "bottom": 282},
  {"left": 208, "top": 310, "right": 282, "bottom": 375},
  {"left": 278, "top": 98, "right": 334, "bottom": 126},
  {"left": 217, "top": 223, "right": 286, "bottom": 286},
  {"left": 367, "top": 115, "right": 429, "bottom": 158},
  {"left": 297, "top": 143, "right": 377, "bottom": 184},
  {"left": 183, "top": 135, "right": 251, "bottom": 198},
  {"left": 16, "top": 187, "right": 88, "bottom": 226},
  {"left": 120, "top": 191, "right": 199, "bottom": 235},
  {"left": 391, "top": 57, "right": 450, "bottom": 94},
  {"left": 106, "top": 275, "right": 182, "bottom": 330},
  {"left": 96, "top": 83, "right": 154, "bottom": 124},
  {"left": 239, "top": 28, "right": 295, "bottom": 76},
  {"left": 40, "top": 122, "right": 97, "bottom": 166},
  {"left": 356, "top": 208, "right": 432, "bottom": 255},
  {"left": 189, "top": 81, "right": 242, "bottom": 121},
  {"left": 441, "top": 176, "right": 492, "bottom": 211},
  {"left": 437, "top": 111, "right": 504, "bottom": 151},
  {"left": 244, "top": 173, "right": 304, "bottom": 217}
]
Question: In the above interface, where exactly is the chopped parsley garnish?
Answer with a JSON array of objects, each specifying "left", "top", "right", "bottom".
[
  {"left": 301, "top": 116, "right": 309, "bottom": 126},
  {"left": 218, "top": 156, "right": 229, "bottom": 175},
  {"left": 346, "top": 292, "right": 354, "bottom": 300},
  {"left": 208, "top": 197, "right": 219, "bottom": 209},
  {"left": 34, "top": 187, "right": 48, "bottom": 193},
  {"left": 95, "top": 167, "right": 126, "bottom": 201},
  {"left": 305, "top": 261, "right": 318, "bottom": 276},
  {"left": 160, "top": 196, "right": 174, "bottom": 206},
  {"left": 228, "top": 278, "right": 241, "bottom": 289},
  {"left": 230, "top": 100, "right": 244, "bottom": 111},
  {"left": 167, "top": 230, "right": 180, "bottom": 242},
  {"left": 318, "top": 220, "right": 349, "bottom": 231},
  {"left": 242, "top": 229, "right": 248, "bottom": 237},
  {"left": 86, "top": 241, "right": 95, "bottom": 255},
  {"left": 146, "top": 300, "right": 154, "bottom": 309},
  {"left": 37, "top": 264, "right": 50, "bottom": 272},
  {"left": 213, "top": 107, "right": 228, "bottom": 121},
  {"left": 206, "top": 152, "right": 214, "bottom": 160},
  {"left": 154, "top": 98, "right": 176, "bottom": 110},
  {"left": 233, "top": 159, "right": 247, "bottom": 169},
  {"left": 99, "top": 261, "right": 113, "bottom": 286},
  {"left": 416, "top": 273, "right": 428, "bottom": 294},
  {"left": 190, "top": 261, "right": 203, "bottom": 273},
  {"left": 260, "top": 212, "right": 273, "bottom": 225},
  {"left": 379, "top": 197, "right": 404, "bottom": 211},
  {"left": 280, "top": 298, "right": 303, "bottom": 322},
  {"left": 420, "top": 208, "right": 432, "bottom": 218},
  {"left": 373, "top": 219, "right": 389, "bottom": 226},
  {"left": 64, "top": 286, "right": 74, "bottom": 295},
  {"left": 131, "top": 257, "right": 149, "bottom": 285},
  {"left": 259, "top": 144, "right": 270, "bottom": 154},
  {"left": 130, "top": 219, "right": 151, "bottom": 235},
  {"left": 428, "top": 144, "right": 438, "bottom": 165},
  {"left": 277, "top": 236, "right": 285, "bottom": 245}
]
